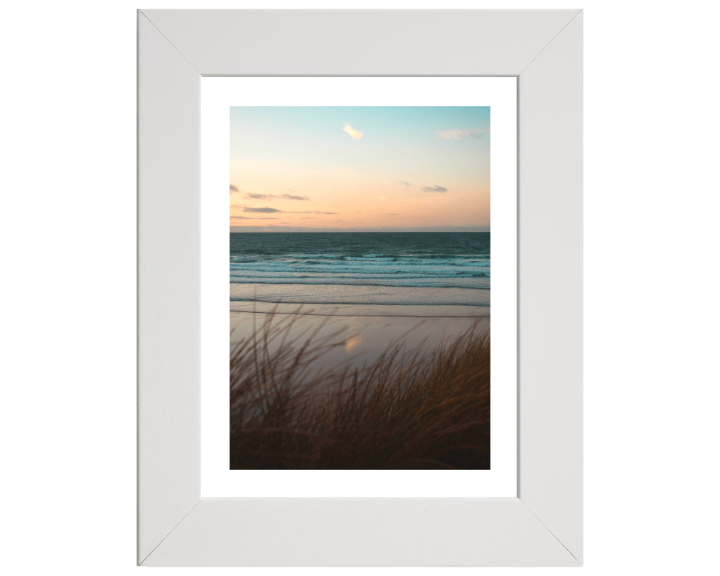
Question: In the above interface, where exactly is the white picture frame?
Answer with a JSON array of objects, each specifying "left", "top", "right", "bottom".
[{"left": 138, "top": 9, "right": 582, "bottom": 567}]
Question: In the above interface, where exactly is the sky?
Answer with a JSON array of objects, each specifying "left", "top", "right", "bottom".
[{"left": 230, "top": 106, "right": 490, "bottom": 232}]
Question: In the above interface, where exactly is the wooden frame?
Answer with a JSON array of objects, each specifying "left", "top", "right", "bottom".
[{"left": 138, "top": 9, "right": 582, "bottom": 566}]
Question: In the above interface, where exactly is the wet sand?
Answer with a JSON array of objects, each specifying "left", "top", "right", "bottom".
[{"left": 230, "top": 303, "right": 490, "bottom": 371}]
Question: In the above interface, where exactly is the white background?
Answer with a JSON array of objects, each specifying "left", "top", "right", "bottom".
[
  {"left": 201, "top": 77, "right": 516, "bottom": 497},
  {"left": 1, "top": 0, "right": 719, "bottom": 574}
]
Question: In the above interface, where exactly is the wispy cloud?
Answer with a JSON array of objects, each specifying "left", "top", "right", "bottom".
[
  {"left": 230, "top": 215, "right": 277, "bottom": 220},
  {"left": 421, "top": 185, "right": 448, "bottom": 193},
  {"left": 244, "top": 207, "right": 281, "bottom": 213},
  {"left": 395, "top": 181, "right": 410, "bottom": 186},
  {"left": 244, "top": 193, "right": 310, "bottom": 201},
  {"left": 342, "top": 122, "right": 363, "bottom": 140},
  {"left": 436, "top": 128, "right": 489, "bottom": 140},
  {"left": 382, "top": 213, "right": 399, "bottom": 216},
  {"left": 230, "top": 184, "right": 239, "bottom": 192},
  {"left": 242, "top": 207, "right": 336, "bottom": 215}
]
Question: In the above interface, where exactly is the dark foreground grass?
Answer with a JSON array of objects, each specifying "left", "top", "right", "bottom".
[{"left": 230, "top": 310, "right": 490, "bottom": 470}]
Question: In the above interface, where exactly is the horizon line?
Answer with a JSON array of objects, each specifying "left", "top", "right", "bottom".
[{"left": 230, "top": 227, "right": 490, "bottom": 234}]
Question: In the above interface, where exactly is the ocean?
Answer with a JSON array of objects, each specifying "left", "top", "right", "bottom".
[{"left": 229, "top": 232, "right": 490, "bottom": 308}]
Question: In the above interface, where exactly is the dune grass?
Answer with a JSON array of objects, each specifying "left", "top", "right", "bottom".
[{"left": 230, "top": 310, "right": 490, "bottom": 470}]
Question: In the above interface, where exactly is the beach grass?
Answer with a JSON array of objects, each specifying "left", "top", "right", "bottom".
[{"left": 230, "top": 309, "right": 490, "bottom": 470}]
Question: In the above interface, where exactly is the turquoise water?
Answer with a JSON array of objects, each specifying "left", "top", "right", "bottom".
[
  {"left": 231, "top": 231, "right": 488, "bottom": 287},
  {"left": 230, "top": 232, "right": 490, "bottom": 307}
]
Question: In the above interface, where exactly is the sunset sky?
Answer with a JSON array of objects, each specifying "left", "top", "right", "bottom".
[{"left": 230, "top": 106, "right": 490, "bottom": 232}]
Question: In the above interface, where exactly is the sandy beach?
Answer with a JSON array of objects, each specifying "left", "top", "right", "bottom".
[{"left": 231, "top": 302, "right": 489, "bottom": 371}]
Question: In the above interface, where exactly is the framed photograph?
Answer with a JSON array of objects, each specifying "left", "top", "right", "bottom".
[
  {"left": 200, "top": 77, "right": 517, "bottom": 500},
  {"left": 138, "top": 9, "right": 582, "bottom": 567}
]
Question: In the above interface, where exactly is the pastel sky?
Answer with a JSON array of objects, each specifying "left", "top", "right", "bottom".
[{"left": 230, "top": 106, "right": 490, "bottom": 232}]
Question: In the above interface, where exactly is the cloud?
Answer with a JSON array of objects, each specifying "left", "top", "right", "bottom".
[
  {"left": 421, "top": 185, "right": 448, "bottom": 193},
  {"left": 342, "top": 122, "right": 363, "bottom": 140},
  {"left": 395, "top": 181, "right": 410, "bottom": 186},
  {"left": 382, "top": 213, "right": 399, "bottom": 216},
  {"left": 242, "top": 207, "right": 336, "bottom": 215},
  {"left": 230, "top": 216, "right": 277, "bottom": 220},
  {"left": 243, "top": 193, "right": 310, "bottom": 201},
  {"left": 230, "top": 184, "right": 239, "bottom": 192},
  {"left": 436, "top": 128, "right": 489, "bottom": 140},
  {"left": 244, "top": 207, "right": 281, "bottom": 213}
]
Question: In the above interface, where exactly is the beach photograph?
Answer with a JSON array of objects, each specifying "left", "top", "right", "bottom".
[{"left": 229, "top": 106, "right": 491, "bottom": 470}]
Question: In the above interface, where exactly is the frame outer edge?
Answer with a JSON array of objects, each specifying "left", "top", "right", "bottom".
[
  {"left": 518, "top": 11, "right": 583, "bottom": 563},
  {"left": 137, "top": 10, "right": 202, "bottom": 564},
  {"left": 138, "top": 8, "right": 583, "bottom": 567}
]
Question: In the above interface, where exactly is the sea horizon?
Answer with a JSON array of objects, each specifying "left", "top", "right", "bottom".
[{"left": 229, "top": 228, "right": 490, "bottom": 234}]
